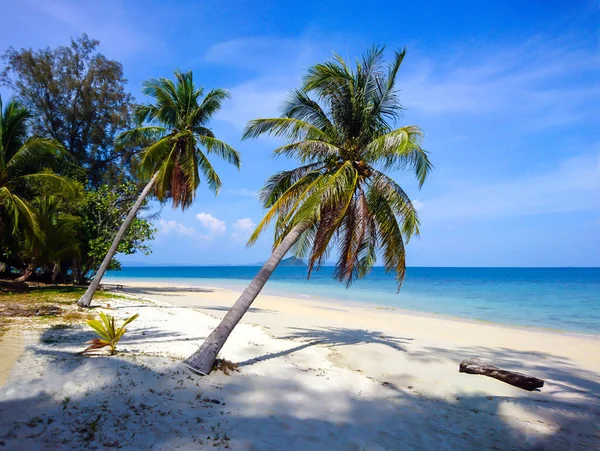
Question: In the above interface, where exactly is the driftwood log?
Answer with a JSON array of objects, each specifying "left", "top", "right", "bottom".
[{"left": 459, "top": 358, "right": 544, "bottom": 391}]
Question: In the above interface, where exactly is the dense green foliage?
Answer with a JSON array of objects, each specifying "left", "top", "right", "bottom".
[
  {"left": 73, "top": 183, "right": 156, "bottom": 284},
  {"left": 1, "top": 35, "right": 135, "bottom": 186},
  {"left": 0, "top": 36, "right": 155, "bottom": 283},
  {"left": 0, "top": 97, "right": 70, "bottom": 232},
  {"left": 244, "top": 47, "right": 431, "bottom": 288}
]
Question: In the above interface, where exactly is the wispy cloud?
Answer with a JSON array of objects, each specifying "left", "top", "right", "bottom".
[
  {"left": 226, "top": 188, "right": 259, "bottom": 198},
  {"left": 421, "top": 152, "right": 600, "bottom": 220},
  {"left": 207, "top": 35, "right": 598, "bottom": 134},
  {"left": 206, "top": 37, "right": 335, "bottom": 128},
  {"left": 400, "top": 38, "right": 600, "bottom": 129},
  {"left": 27, "top": 0, "right": 162, "bottom": 58}
]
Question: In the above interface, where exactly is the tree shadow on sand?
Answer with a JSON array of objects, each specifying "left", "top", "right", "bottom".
[
  {"left": 237, "top": 327, "right": 413, "bottom": 367},
  {"left": 202, "top": 305, "right": 278, "bottom": 315},
  {"left": 41, "top": 323, "right": 194, "bottom": 349},
  {"left": 1, "top": 333, "right": 599, "bottom": 450},
  {"left": 106, "top": 285, "right": 215, "bottom": 298}
]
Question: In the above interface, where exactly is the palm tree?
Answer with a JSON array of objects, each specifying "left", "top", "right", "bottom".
[
  {"left": 19, "top": 194, "right": 81, "bottom": 283},
  {"left": 185, "top": 47, "right": 432, "bottom": 374},
  {"left": 77, "top": 70, "right": 240, "bottom": 307},
  {"left": 0, "top": 97, "right": 69, "bottom": 279}
]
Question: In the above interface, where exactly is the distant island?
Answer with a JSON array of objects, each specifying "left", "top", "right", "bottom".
[
  {"left": 280, "top": 256, "right": 307, "bottom": 266},
  {"left": 258, "top": 256, "right": 307, "bottom": 267}
]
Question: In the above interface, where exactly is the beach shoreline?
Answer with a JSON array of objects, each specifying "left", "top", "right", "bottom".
[{"left": 105, "top": 277, "right": 600, "bottom": 339}]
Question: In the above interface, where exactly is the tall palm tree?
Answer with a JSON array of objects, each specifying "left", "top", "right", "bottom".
[
  {"left": 185, "top": 47, "right": 432, "bottom": 374},
  {"left": 77, "top": 70, "right": 240, "bottom": 307},
  {"left": 0, "top": 97, "right": 68, "bottom": 241}
]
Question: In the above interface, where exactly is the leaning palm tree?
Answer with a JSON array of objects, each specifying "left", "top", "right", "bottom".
[
  {"left": 0, "top": 97, "right": 68, "bottom": 237},
  {"left": 185, "top": 46, "right": 432, "bottom": 374},
  {"left": 77, "top": 70, "right": 240, "bottom": 307}
]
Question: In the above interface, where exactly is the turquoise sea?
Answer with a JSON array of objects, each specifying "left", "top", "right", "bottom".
[{"left": 106, "top": 266, "right": 600, "bottom": 335}]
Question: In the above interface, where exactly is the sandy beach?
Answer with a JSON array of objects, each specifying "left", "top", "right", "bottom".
[{"left": 1, "top": 280, "right": 599, "bottom": 450}]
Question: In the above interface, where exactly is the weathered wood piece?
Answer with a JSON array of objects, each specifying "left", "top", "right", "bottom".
[{"left": 459, "top": 358, "right": 544, "bottom": 391}]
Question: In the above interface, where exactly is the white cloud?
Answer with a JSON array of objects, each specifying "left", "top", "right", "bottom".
[
  {"left": 420, "top": 152, "right": 600, "bottom": 221},
  {"left": 195, "top": 212, "right": 226, "bottom": 239},
  {"left": 158, "top": 220, "right": 196, "bottom": 237},
  {"left": 231, "top": 217, "right": 256, "bottom": 242}
]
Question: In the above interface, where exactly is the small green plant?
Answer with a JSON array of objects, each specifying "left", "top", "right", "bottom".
[{"left": 81, "top": 311, "right": 139, "bottom": 355}]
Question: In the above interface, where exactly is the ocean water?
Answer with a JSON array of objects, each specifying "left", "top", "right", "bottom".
[{"left": 106, "top": 266, "right": 600, "bottom": 335}]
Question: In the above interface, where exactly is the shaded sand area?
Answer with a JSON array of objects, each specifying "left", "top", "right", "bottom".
[{"left": 1, "top": 280, "right": 599, "bottom": 449}]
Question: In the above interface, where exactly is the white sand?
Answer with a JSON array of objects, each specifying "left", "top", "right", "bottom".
[{"left": 1, "top": 280, "right": 599, "bottom": 450}]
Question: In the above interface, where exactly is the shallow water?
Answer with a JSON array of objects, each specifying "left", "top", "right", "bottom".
[{"left": 106, "top": 266, "right": 600, "bottom": 334}]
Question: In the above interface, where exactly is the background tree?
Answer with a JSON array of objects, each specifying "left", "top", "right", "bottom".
[
  {"left": 77, "top": 70, "right": 240, "bottom": 307},
  {"left": 185, "top": 47, "right": 432, "bottom": 374},
  {"left": 1, "top": 34, "right": 135, "bottom": 186},
  {"left": 73, "top": 182, "right": 156, "bottom": 286}
]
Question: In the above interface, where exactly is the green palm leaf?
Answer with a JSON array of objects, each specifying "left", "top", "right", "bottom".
[{"left": 0, "top": 96, "right": 66, "bottom": 234}]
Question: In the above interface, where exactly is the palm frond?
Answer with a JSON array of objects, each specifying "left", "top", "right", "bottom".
[
  {"left": 193, "top": 88, "right": 230, "bottom": 125},
  {"left": 21, "top": 173, "right": 77, "bottom": 197},
  {"left": 196, "top": 135, "right": 241, "bottom": 168},
  {"left": 6, "top": 137, "right": 63, "bottom": 171},
  {"left": 258, "top": 163, "right": 324, "bottom": 207},
  {"left": 247, "top": 171, "right": 322, "bottom": 246},
  {"left": 0, "top": 186, "right": 38, "bottom": 235},
  {"left": 272, "top": 140, "right": 342, "bottom": 163},
  {"left": 116, "top": 126, "right": 167, "bottom": 148},
  {"left": 365, "top": 126, "right": 432, "bottom": 187},
  {"left": 366, "top": 185, "right": 407, "bottom": 290},
  {"left": 243, "top": 118, "right": 328, "bottom": 143},
  {"left": 370, "top": 170, "right": 420, "bottom": 240},
  {"left": 195, "top": 146, "right": 222, "bottom": 195}
]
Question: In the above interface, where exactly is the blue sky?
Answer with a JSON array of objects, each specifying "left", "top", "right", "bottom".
[{"left": 1, "top": 0, "right": 599, "bottom": 267}]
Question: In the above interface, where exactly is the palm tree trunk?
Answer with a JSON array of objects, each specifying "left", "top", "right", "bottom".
[
  {"left": 15, "top": 262, "right": 35, "bottom": 283},
  {"left": 77, "top": 172, "right": 159, "bottom": 307},
  {"left": 184, "top": 223, "right": 307, "bottom": 375},
  {"left": 51, "top": 262, "right": 61, "bottom": 283}
]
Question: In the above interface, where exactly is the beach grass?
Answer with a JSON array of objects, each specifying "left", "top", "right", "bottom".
[{"left": 0, "top": 285, "right": 124, "bottom": 337}]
